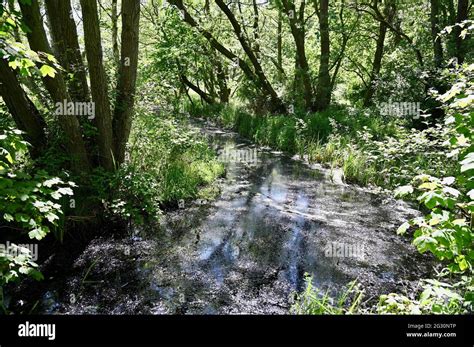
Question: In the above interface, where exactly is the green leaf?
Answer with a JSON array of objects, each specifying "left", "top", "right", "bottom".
[
  {"left": 394, "top": 185, "right": 413, "bottom": 197},
  {"left": 45, "top": 212, "right": 59, "bottom": 223},
  {"left": 19, "top": 194, "right": 29, "bottom": 201},
  {"left": 8, "top": 60, "right": 21, "bottom": 70},
  {"left": 26, "top": 268, "right": 44, "bottom": 281},
  {"left": 456, "top": 256, "right": 469, "bottom": 271},
  {"left": 414, "top": 235, "right": 438, "bottom": 253},
  {"left": 3, "top": 213, "right": 14, "bottom": 222},
  {"left": 461, "top": 162, "right": 474, "bottom": 172},
  {"left": 39, "top": 64, "right": 56, "bottom": 78},
  {"left": 43, "top": 177, "right": 61, "bottom": 187},
  {"left": 15, "top": 213, "right": 30, "bottom": 223},
  {"left": 418, "top": 182, "right": 438, "bottom": 190},
  {"left": 46, "top": 54, "right": 57, "bottom": 63},
  {"left": 467, "top": 189, "right": 474, "bottom": 200},
  {"left": 397, "top": 222, "right": 410, "bottom": 235},
  {"left": 28, "top": 226, "right": 49, "bottom": 240}
]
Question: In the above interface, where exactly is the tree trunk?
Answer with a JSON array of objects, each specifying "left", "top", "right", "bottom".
[
  {"left": 111, "top": 0, "right": 120, "bottom": 68},
  {"left": 363, "top": 2, "right": 393, "bottom": 107},
  {"left": 430, "top": 0, "right": 444, "bottom": 68},
  {"left": 44, "top": 0, "right": 90, "bottom": 103},
  {"left": 282, "top": 0, "right": 313, "bottom": 110},
  {"left": 80, "top": 0, "right": 115, "bottom": 171},
  {"left": 112, "top": 0, "right": 140, "bottom": 166},
  {"left": 168, "top": 0, "right": 283, "bottom": 112},
  {"left": 180, "top": 74, "right": 214, "bottom": 105},
  {"left": 454, "top": 0, "right": 469, "bottom": 64},
  {"left": 277, "top": 10, "right": 283, "bottom": 81},
  {"left": 252, "top": 0, "right": 260, "bottom": 59},
  {"left": 0, "top": 58, "right": 46, "bottom": 156},
  {"left": 215, "top": 0, "right": 285, "bottom": 113},
  {"left": 214, "top": 52, "right": 230, "bottom": 103},
  {"left": 363, "top": 21, "right": 387, "bottom": 106},
  {"left": 19, "top": 0, "right": 90, "bottom": 172},
  {"left": 367, "top": 2, "right": 424, "bottom": 67},
  {"left": 314, "top": 0, "right": 331, "bottom": 111}
]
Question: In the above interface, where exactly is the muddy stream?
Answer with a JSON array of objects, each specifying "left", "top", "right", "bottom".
[{"left": 14, "top": 120, "right": 433, "bottom": 314}]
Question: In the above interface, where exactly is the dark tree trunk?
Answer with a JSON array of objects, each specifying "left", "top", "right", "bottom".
[
  {"left": 168, "top": 0, "right": 253, "bottom": 83},
  {"left": 277, "top": 10, "right": 283, "bottom": 81},
  {"left": 454, "top": 0, "right": 469, "bottom": 64},
  {"left": 0, "top": 58, "right": 46, "bottom": 156},
  {"left": 214, "top": 53, "right": 230, "bottom": 103},
  {"left": 180, "top": 74, "right": 215, "bottom": 105},
  {"left": 430, "top": 0, "right": 444, "bottom": 68},
  {"left": 363, "top": 1, "right": 424, "bottom": 67},
  {"left": 363, "top": 21, "right": 387, "bottom": 106},
  {"left": 111, "top": 0, "right": 120, "bottom": 68},
  {"left": 252, "top": 0, "right": 260, "bottom": 58},
  {"left": 44, "top": 0, "right": 90, "bottom": 102},
  {"left": 363, "top": 2, "right": 393, "bottom": 106},
  {"left": 282, "top": 0, "right": 313, "bottom": 111},
  {"left": 112, "top": 0, "right": 141, "bottom": 165},
  {"left": 19, "top": 0, "right": 90, "bottom": 172},
  {"left": 314, "top": 0, "right": 331, "bottom": 111},
  {"left": 80, "top": 0, "right": 115, "bottom": 171}
]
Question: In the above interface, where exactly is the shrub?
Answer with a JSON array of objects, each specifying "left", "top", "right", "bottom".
[{"left": 0, "top": 128, "right": 74, "bottom": 311}]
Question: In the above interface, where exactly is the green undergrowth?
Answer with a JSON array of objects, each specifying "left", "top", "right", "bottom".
[{"left": 97, "top": 109, "right": 225, "bottom": 223}]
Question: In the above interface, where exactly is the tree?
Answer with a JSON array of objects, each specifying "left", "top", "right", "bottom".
[
  {"left": 80, "top": 0, "right": 115, "bottom": 171},
  {"left": 113, "top": 0, "right": 141, "bottom": 165},
  {"left": 430, "top": 0, "right": 444, "bottom": 68},
  {"left": 168, "top": 0, "right": 283, "bottom": 113},
  {"left": 280, "top": 0, "right": 313, "bottom": 110},
  {"left": 111, "top": 0, "right": 120, "bottom": 68},
  {"left": 454, "top": 0, "right": 469, "bottom": 64},
  {"left": 314, "top": 0, "right": 331, "bottom": 111},
  {"left": 44, "top": 0, "right": 90, "bottom": 102},
  {"left": 215, "top": 0, "right": 285, "bottom": 112},
  {"left": 19, "top": 0, "right": 90, "bottom": 173},
  {"left": 363, "top": 0, "right": 395, "bottom": 106},
  {"left": 357, "top": 1, "right": 424, "bottom": 67},
  {"left": 0, "top": 59, "right": 46, "bottom": 156}
]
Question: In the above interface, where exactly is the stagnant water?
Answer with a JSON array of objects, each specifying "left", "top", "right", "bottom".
[{"left": 15, "top": 120, "right": 433, "bottom": 314}]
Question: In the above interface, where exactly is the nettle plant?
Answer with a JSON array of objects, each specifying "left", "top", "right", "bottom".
[{"left": 394, "top": 62, "right": 473, "bottom": 274}]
